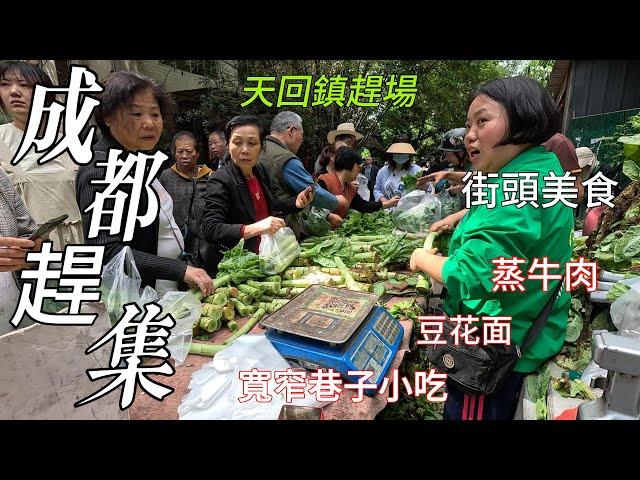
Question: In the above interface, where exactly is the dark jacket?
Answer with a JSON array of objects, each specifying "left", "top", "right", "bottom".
[
  {"left": 159, "top": 164, "right": 212, "bottom": 268},
  {"left": 202, "top": 161, "right": 301, "bottom": 276},
  {"left": 364, "top": 164, "right": 380, "bottom": 200},
  {"left": 76, "top": 134, "right": 187, "bottom": 288}
]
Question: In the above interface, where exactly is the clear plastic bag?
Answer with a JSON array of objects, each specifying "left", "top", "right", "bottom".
[
  {"left": 610, "top": 276, "right": 640, "bottom": 338},
  {"left": 99, "top": 247, "right": 142, "bottom": 325},
  {"left": 300, "top": 206, "right": 331, "bottom": 237},
  {"left": 178, "top": 335, "right": 328, "bottom": 420},
  {"left": 158, "top": 291, "right": 200, "bottom": 365},
  {"left": 439, "top": 189, "right": 463, "bottom": 218},
  {"left": 259, "top": 227, "right": 301, "bottom": 274},
  {"left": 392, "top": 190, "right": 442, "bottom": 233},
  {"left": 99, "top": 247, "right": 197, "bottom": 364}
]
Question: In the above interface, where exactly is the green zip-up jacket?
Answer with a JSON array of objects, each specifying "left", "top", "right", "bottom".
[{"left": 441, "top": 146, "right": 574, "bottom": 372}]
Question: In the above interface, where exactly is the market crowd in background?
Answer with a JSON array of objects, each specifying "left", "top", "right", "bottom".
[{"left": 0, "top": 60, "right": 629, "bottom": 419}]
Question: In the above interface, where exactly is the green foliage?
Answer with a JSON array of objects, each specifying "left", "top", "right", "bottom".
[
  {"left": 619, "top": 133, "right": 640, "bottom": 181},
  {"left": 174, "top": 59, "right": 507, "bottom": 163},
  {"left": 599, "top": 114, "right": 640, "bottom": 176},
  {"left": 0, "top": 112, "right": 12, "bottom": 126},
  {"left": 216, "top": 239, "right": 265, "bottom": 285},
  {"left": 401, "top": 171, "right": 423, "bottom": 193},
  {"left": 565, "top": 298, "right": 585, "bottom": 343},
  {"left": 552, "top": 374, "right": 596, "bottom": 400},
  {"left": 527, "top": 365, "right": 552, "bottom": 420},
  {"left": 337, "top": 210, "right": 395, "bottom": 236}
]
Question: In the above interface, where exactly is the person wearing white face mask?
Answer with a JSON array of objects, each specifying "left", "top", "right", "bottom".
[{"left": 373, "top": 141, "right": 422, "bottom": 203}]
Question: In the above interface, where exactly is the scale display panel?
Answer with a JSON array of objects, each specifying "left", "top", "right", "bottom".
[{"left": 262, "top": 286, "right": 404, "bottom": 393}]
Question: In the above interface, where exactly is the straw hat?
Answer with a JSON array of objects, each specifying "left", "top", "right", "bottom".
[
  {"left": 576, "top": 147, "right": 596, "bottom": 168},
  {"left": 327, "top": 122, "right": 364, "bottom": 144},
  {"left": 386, "top": 142, "right": 416, "bottom": 154}
]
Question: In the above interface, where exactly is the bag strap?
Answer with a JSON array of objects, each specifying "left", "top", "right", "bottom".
[
  {"left": 183, "top": 177, "right": 198, "bottom": 225},
  {"left": 519, "top": 276, "right": 564, "bottom": 355}
]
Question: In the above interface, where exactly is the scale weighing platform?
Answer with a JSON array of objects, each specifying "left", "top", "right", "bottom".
[{"left": 262, "top": 285, "right": 404, "bottom": 394}]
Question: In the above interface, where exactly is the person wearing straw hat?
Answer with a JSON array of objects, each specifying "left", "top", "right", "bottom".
[
  {"left": 373, "top": 141, "right": 422, "bottom": 202},
  {"left": 317, "top": 147, "right": 399, "bottom": 220},
  {"left": 326, "top": 122, "right": 363, "bottom": 148},
  {"left": 576, "top": 146, "right": 600, "bottom": 183}
]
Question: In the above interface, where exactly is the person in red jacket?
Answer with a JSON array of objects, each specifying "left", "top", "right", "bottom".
[{"left": 316, "top": 147, "right": 398, "bottom": 220}]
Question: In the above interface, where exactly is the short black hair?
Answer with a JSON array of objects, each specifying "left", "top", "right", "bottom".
[
  {"left": 225, "top": 115, "right": 265, "bottom": 147},
  {"left": 334, "top": 147, "right": 363, "bottom": 172},
  {"left": 171, "top": 131, "right": 199, "bottom": 156},
  {"left": 319, "top": 143, "right": 337, "bottom": 168},
  {"left": 470, "top": 75, "right": 560, "bottom": 146},
  {"left": 94, "top": 71, "right": 175, "bottom": 136},
  {"left": 0, "top": 61, "right": 54, "bottom": 114}
]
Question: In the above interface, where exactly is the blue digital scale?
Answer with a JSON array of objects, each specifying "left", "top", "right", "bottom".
[{"left": 262, "top": 285, "right": 404, "bottom": 394}]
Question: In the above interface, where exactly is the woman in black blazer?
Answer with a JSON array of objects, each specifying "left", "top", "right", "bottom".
[{"left": 202, "top": 115, "right": 313, "bottom": 275}]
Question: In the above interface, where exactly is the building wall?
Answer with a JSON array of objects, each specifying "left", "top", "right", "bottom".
[{"left": 570, "top": 60, "right": 640, "bottom": 118}]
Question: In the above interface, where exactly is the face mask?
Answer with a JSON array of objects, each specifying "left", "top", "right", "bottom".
[{"left": 392, "top": 153, "right": 410, "bottom": 165}]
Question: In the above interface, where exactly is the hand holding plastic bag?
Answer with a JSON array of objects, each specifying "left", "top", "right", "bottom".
[
  {"left": 259, "top": 227, "right": 301, "bottom": 274},
  {"left": 300, "top": 206, "right": 331, "bottom": 236},
  {"left": 99, "top": 247, "right": 142, "bottom": 325}
]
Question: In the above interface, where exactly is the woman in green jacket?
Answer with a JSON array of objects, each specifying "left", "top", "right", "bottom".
[{"left": 410, "top": 76, "right": 574, "bottom": 420}]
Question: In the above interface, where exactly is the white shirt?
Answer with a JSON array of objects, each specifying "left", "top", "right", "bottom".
[
  {"left": 0, "top": 123, "right": 66, "bottom": 174},
  {"left": 153, "top": 179, "right": 184, "bottom": 296}
]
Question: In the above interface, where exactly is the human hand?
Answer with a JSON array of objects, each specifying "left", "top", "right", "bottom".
[
  {"left": 382, "top": 195, "right": 400, "bottom": 209},
  {"left": 296, "top": 186, "right": 314, "bottom": 209},
  {"left": 183, "top": 266, "right": 214, "bottom": 297},
  {"left": 326, "top": 213, "right": 343, "bottom": 229},
  {"left": 254, "top": 216, "right": 286, "bottom": 235},
  {"left": 0, "top": 236, "right": 36, "bottom": 272},
  {"left": 409, "top": 247, "right": 438, "bottom": 272},
  {"left": 417, "top": 175, "right": 431, "bottom": 188},
  {"left": 448, "top": 184, "right": 464, "bottom": 195},
  {"left": 424, "top": 171, "right": 447, "bottom": 184},
  {"left": 32, "top": 237, "right": 45, "bottom": 252},
  {"left": 429, "top": 211, "right": 464, "bottom": 233},
  {"left": 336, "top": 195, "right": 349, "bottom": 210}
]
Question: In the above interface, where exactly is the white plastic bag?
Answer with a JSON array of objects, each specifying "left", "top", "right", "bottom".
[
  {"left": 392, "top": 190, "right": 442, "bottom": 233},
  {"left": 580, "top": 359, "right": 608, "bottom": 388},
  {"left": 158, "top": 291, "right": 201, "bottom": 365},
  {"left": 356, "top": 173, "right": 370, "bottom": 201},
  {"left": 99, "top": 247, "right": 142, "bottom": 325},
  {"left": 610, "top": 276, "right": 640, "bottom": 338},
  {"left": 178, "top": 335, "right": 328, "bottom": 420},
  {"left": 100, "top": 247, "right": 198, "bottom": 364},
  {"left": 259, "top": 227, "right": 301, "bottom": 274}
]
